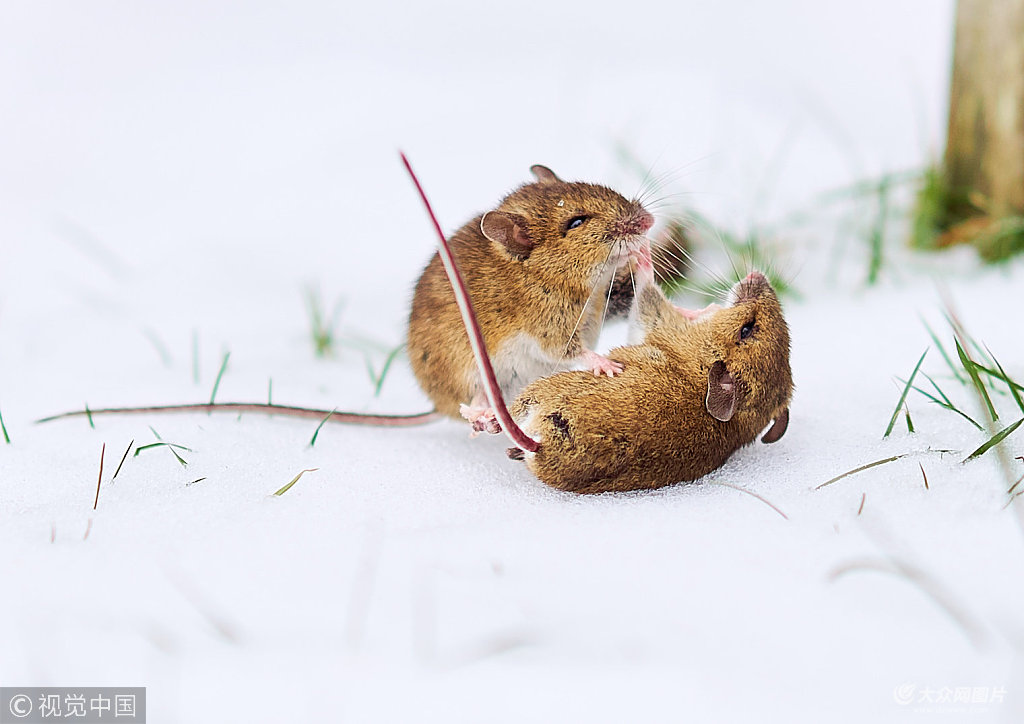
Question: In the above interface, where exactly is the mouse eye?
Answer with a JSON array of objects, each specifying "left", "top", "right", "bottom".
[
  {"left": 740, "top": 321, "right": 755, "bottom": 340},
  {"left": 565, "top": 215, "right": 588, "bottom": 233}
]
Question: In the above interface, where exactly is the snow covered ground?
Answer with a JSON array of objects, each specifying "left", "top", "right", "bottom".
[{"left": 3, "top": 1, "right": 1023, "bottom": 722}]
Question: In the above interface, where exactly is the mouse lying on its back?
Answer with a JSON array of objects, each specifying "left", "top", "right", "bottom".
[
  {"left": 506, "top": 254, "right": 793, "bottom": 494},
  {"left": 407, "top": 165, "right": 653, "bottom": 432}
]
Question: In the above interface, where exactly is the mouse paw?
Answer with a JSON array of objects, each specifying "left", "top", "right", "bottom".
[
  {"left": 581, "top": 349, "right": 624, "bottom": 377},
  {"left": 459, "top": 404, "right": 502, "bottom": 436},
  {"left": 629, "top": 244, "right": 655, "bottom": 282}
]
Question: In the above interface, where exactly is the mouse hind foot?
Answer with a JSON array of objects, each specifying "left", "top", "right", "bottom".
[{"left": 459, "top": 402, "right": 502, "bottom": 436}]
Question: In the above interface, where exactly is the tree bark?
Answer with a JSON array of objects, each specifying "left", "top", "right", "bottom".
[{"left": 944, "top": 0, "right": 1024, "bottom": 218}]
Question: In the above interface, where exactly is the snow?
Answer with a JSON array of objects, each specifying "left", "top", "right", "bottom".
[{"left": 2, "top": 1, "right": 1023, "bottom": 722}]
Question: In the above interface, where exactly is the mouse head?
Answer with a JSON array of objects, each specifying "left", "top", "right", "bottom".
[
  {"left": 702, "top": 271, "right": 792, "bottom": 443},
  {"left": 480, "top": 165, "right": 653, "bottom": 287}
]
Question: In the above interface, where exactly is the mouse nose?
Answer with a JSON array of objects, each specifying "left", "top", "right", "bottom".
[
  {"left": 733, "top": 270, "right": 770, "bottom": 302},
  {"left": 619, "top": 209, "right": 654, "bottom": 236}
]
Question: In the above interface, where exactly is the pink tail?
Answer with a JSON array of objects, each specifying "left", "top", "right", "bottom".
[{"left": 400, "top": 152, "right": 539, "bottom": 454}]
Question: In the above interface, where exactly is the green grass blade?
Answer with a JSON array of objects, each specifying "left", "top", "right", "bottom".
[
  {"left": 373, "top": 344, "right": 405, "bottom": 397},
  {"left": 816, "top": 455, "right": 907, "bottom": 490},
  {"left": 910, "top": 382, "right": 984, "bottom": 431},
  {"left": 920, "top": 319, "right": 964, "bottom": 383},
  {"left": 141, "top": 427, "right": 189, "bottom": 467},
  {"left": 134, "top": 441, "right": 193, "bottom": 455},
  {"left": 273, "top": 468, "right": 319, "bottom": 496},
  {"left": 866, "top": 179, "right": 890, "bottom": 286},
  {"left": 955, "top": 339, "right": 998, "bottom": 422},
  {"left": 209, "top": 351, "right": 231, "bottom": 405},
  {"left": 922, "top": 373, "right": 954, "bottom": 406},
  {"left": 0, "top": 407, "right": 9, "bottom": 444},
  {"left": 973, "top": 363, "right": 1024, "bottom": 394},
  {"left": 142, "top": 329, "right": 173, "bottom": 367},
  {"left": 884, "top": 349, "right": 928, "bottom": 438},
  {"left": 964, "top": 417, "right": 1024, "bottom": 462},
  {"left": 985, "top": 346, "right": 1024, "bottom": 415},
  {"left": 969, "top": 338, "right": 996, "bottom": 369},
  {"left": 85, "top": 403, "right": 95, "bottom": 429},
  {"left": 310, "top": 408, "right": 337, "bottom": 447},
  {"left": 904, "top": 404, "right": 914, "bottom": 433},
  {"left": 268, "top": 378, "right": 273, "bottom": 406}
]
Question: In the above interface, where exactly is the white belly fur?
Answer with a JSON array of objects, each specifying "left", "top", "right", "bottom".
[{"left": 490, "top": 332, "right": 570, "bottom": 403}]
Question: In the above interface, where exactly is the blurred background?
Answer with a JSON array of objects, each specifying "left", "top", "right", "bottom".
[{"left": 0, "top": 0, "right": 956, "bottom": 328}]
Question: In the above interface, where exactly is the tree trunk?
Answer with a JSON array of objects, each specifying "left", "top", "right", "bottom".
[{"left": 944, "top": 0, "right": 1024, "bottom": 218}]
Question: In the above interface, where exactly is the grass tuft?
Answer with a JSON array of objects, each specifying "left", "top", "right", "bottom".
[
  {"left": 274, "top": 468, "right": 319, "bottom": 496},
  {"left": 897, "top": 312, "right": 1024, "bottom": 474},
  {"left": 910, "top": 163, "right": 948, "bottom": 250},
  {"left": 139, "top": 427, "right": 190, "bottom": 467},
  {"left": 366, "top": 344, "right": 406, "bottom": 397},
  {"left": 307, "top": 288, "right": 346, "bottom": 358}
]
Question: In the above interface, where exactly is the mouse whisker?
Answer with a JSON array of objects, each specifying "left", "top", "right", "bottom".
[
  {"left": 627, "top": 147, "right": 678, "bottom": 201},
  {"left": 595, "top": 245, "right": 620, "bottom": 344},
  {"left": 655, "top": 240, "right": 732, "bottom": 291},
  {"left": 562, "top": 243, "right": 617, "bottom": 359},
  {"left": 635, "top": 163, "right": 700, "bottom": 202},
  {"left": 641, "top": 191, "right": 698, "bottom": 211},
  {"left": 664, "top": 281, "right": 722, "bottom": 301}
]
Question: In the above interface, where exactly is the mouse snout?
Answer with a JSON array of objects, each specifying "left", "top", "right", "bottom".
[
  {"left": 730, "top": 270, "right": 770, "bottom": 304},
  {"left": 615, "top": 208, "right": 654, "bottom": 238}
]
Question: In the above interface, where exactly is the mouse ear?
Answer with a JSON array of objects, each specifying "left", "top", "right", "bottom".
[
  {"left": 481, "top": 211, "right": 534, "bottom": 259},
  {"left": 760, "top": 407, "right": 789, "bottom": 443},
  {"left": 705, "top": 360, "right": 737, "bottom": 422},
  {"left": 530, "top": 165, "right": 562, "bottom": 183}
]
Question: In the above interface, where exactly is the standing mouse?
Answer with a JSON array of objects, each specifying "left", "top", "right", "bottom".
[
  {"left": 407, "top": 164, "right": 654, "bottom": 432},
  {"left": 402, "top": 153, "right": 792, "bottom": 493}
]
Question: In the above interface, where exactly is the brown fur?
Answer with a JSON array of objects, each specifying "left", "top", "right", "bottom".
[
  {"left": 509, "top": 272, "right": 793, "bottom": 494},
  {"left": 407, "top": 168, "right": 652, "bottom": 419}
]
